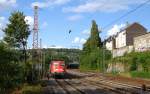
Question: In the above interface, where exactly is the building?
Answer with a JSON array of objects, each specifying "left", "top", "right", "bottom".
[
  {"left": 134, "top": 33, "right": 150, "bottom": 52},
  {"left": 105, "top": 36, "right": 115, "bottom": 51},
  {"left": 105, "top": 22, "right": 147, "bottom": 57}
]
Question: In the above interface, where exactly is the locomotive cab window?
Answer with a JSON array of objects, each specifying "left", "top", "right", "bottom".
[{"left": 61, "top": 64, "right": 65, "bottom": 66}]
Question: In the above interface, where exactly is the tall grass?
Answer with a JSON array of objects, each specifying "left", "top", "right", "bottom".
[
  {"left": 130, "top": 71, "right": 150, "bottom": 79},
  {"left": 22, "top": 84, "right": 42, "bottom": 94}
]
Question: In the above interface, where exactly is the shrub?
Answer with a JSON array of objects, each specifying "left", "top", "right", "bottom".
[
  {"left": 0, "top": 42, "right": 24, "bottom": 91},
  {"left": 80, "top": 48, "right": 111, "bottom": 71},
  {"left": 22, "top": 84, "right": 42, "bottom": 94},
  {"left": 112, "top": 51, "right": 150, "bottom": 73},
  {"left": 130, "top": 71, "right": 150, "bottom": 79}
]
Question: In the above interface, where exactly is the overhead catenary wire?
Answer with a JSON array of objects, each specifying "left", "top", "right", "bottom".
[{"left": 102, "top": 0, "right": 150, "bottom": 30}]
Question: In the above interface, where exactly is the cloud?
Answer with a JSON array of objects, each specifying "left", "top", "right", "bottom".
[
  {"left": 82, "top": 29, "right": 90, "bottom": 35},
  {"left": 0, "top": 0, "right": 17, "bottom": 11},
  {"left": 0, "top": 31, "right": 4, "bottom": 40},
  {"left": 0, "top": 17, "right": 6, "bottom": 28},
  {"left": 42, "top": 44, "right": 65, "bottom": 49},
  {"left": 25, "top": 16, "right": 34, "bottom": 30},
  {"left": 25, "top": 16, "right": 34, "bottom": 26},
  {"left": 41, "top": 22, "right": 48, "bottom": 29},
  {"left": 63, "top": 0, "right": 147, "bottom": 13},
  {"left": 49, "top": 45, "right": 64, "bottom": 49},
  {"left": 72, "top": 37, "right": 86, "bottom": 44},
  {"left": 80, "top": 38, "right": 86, "bottom": 44},
  {"left": 72, "top": 37, "right": 80, "bottom": 43},
  {"left": 107, "top": 24, "right": 125, "bottom": 36},
  {"left": 0, "top": 16, "right": 7, "bottom": 40},
  {"left": 31, "top": 0, "right": 71, "bottom": 8},
  {"left": 43, "top": 45, "right": 48, "bottom": 48},
  {"left": 68, "top": 14, "right": 83, "bottom": 21}
]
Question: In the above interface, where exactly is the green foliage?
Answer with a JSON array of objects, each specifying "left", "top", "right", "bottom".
[
  {"left": 130, "top": 57, "right": 138, "bottom": 71},
  {"left": 113, "top": 51, "right": 150, "bottom": 72},
  {"left": 80, "top": 20, "right": 111, "bottom": 71},
  {"left": 3, "top": 11, "right": 30, "bottom": 63},
  {"left": 22, "top": 84, "right": 42, "bottom": 94},
  {"left": 43, "top": 48, "right": 81, "bottom": 71},
  {"left": 80, "top": 48, "right": 111, "bottom": 71},
  {"left": 0, "top": 11, "right": 31, "bottom": 93},
  {"left": 130, "top": 71, "right": 150, "bottom": 79},
  {"left": 0, "top": 42, "right": 24, "bottom": 90},
  {"left": 3, "top": 11, "right": 30, "bottom": 49},
  {"left": 23, "top": 61, "right": 39, "bottom": 84},
  {"left": 83, "top": 20, "right": 102, "bottom": 51}
]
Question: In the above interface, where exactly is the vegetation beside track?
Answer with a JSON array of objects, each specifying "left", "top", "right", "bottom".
[
  {"left": 43, "top": 48, "right": 81, "bottom": 71},
  {"left": 78, "top": 21, "right": 150, "bottom": 79},
  {"left": 111, "top": 51, "right": 150, "bottom": 79},
  {"left": 21, "top": 84, "right": 43, "bottom": 94},
  {"left": 0, "top": 11, "right": 33, "bottom": 93},
  {"left": 79, "top": 20, "right": 112, "bottom": 72}
]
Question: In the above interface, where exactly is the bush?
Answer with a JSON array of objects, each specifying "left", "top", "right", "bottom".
[
  {"left": 22, "top": 84, "right": 42, "bottom": 94},
  {"left": 112, "top": 51, "right": 150, "bottom": 73},
  {"left": 130, "top": 71, "right": 150, "bottom": 79},
  {"left": 40, "top": 80, "right": 47, "bottom": 87},
  {"left": 0, "top": 42, "right": 24, "bottom": 91},
  {"left": 80, "top": 48, "right": 111, "bottom": 71}
]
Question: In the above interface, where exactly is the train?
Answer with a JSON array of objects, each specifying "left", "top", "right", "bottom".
[
  {"left": 50, "top": 60, "right": 66, "bottom": 77},
  {"left": 67, "top": 63, "right": 79, "bottom": 69}
]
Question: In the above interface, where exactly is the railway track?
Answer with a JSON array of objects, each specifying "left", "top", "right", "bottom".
[
  {"left": 84, "top": 78, "right": 150, "bottom": 94},
  {"left": 84, "top": 79, "right": 139, "bottom": 94},
  {"left": 66, "top": 78, "right": 120, "bottom": 94},
  {"left": 55, "top": 79, "right": 86, "bottom": 94},
  {"left": 67, "top": 70, "right": 150, "bottom": 93},
  {"left": 43, "top": 70, "right": 150, "bottom": 94}
]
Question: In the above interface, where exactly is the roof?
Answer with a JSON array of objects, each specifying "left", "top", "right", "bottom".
[
  {"left": 104, "top": 36, "right": 113, "bottom": 42},
  {"left": 120, "top": 22, "right": 147, "bottom": 32},
  {"left": 104, "top": 22, "right": 147, "bottom": 42}
]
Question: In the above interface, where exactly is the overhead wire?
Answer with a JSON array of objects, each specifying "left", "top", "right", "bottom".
[{"left": 102, "top": 0, "right": 150, "bottom": 30}]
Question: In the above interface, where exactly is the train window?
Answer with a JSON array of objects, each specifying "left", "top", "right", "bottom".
[
  {"left": 61, "top": 64, "right": 65, "bottom": 66},
  {"left": 54, "top": 63, "right": 58, "bottom": 68}
]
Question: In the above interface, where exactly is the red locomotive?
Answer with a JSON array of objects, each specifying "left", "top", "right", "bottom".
[{"left": 50, "top": 60, "right": 66, "bottom": 77}]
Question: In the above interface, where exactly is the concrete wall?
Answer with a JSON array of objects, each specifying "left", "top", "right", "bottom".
[
  {"left": 134, "top": 33, "right": 150, "bottom": 52},
  {"left": 112, "top": 46, "right": 133, "bottom": 58},
  {"left": 107, "top": 63, "right": 125, "bottom": 73}
]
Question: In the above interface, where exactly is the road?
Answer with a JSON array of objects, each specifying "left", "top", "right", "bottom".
[{"left": 42, "top": 70, "right": 150, "bottom": 94}]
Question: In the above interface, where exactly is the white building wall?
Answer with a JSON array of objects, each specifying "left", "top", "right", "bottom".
[
  {"left": 134, "top": 33, "right": 150, "bottom": 52},
  {"left": 116, "top": 31, "right": 126, "bottom": 48},
  {"left": 106, "top": 41, "right": 113, "bottom": 50}
]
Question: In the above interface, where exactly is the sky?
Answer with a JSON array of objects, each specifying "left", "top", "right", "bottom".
[{"left": 0, "top": 0, "right": 150, "bottom": 49}]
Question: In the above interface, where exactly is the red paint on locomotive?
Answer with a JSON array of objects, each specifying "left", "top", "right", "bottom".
[{"left": 50, "top": 60, "right": 66, "bottom": 75}]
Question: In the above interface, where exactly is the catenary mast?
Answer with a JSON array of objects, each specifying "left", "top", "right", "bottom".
[{"left": 33, "top": 6, "right": 39, "bottom": 49}]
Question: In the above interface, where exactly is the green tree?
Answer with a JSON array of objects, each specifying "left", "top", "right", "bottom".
[
  {"left": 80, "top": 20, "right": 111, "bottom": 71},
  {"left": 90, "top": 20, "right": 102, "bottom": 49},
  {"left": 83, "top": 20, "right": 102, "bottom": 51},
  {"left": 0, "top": 42, "right": 23, "bottom": 92},
  {"left": 3, "top": 11, "right": 30, "bottom": 63}
]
